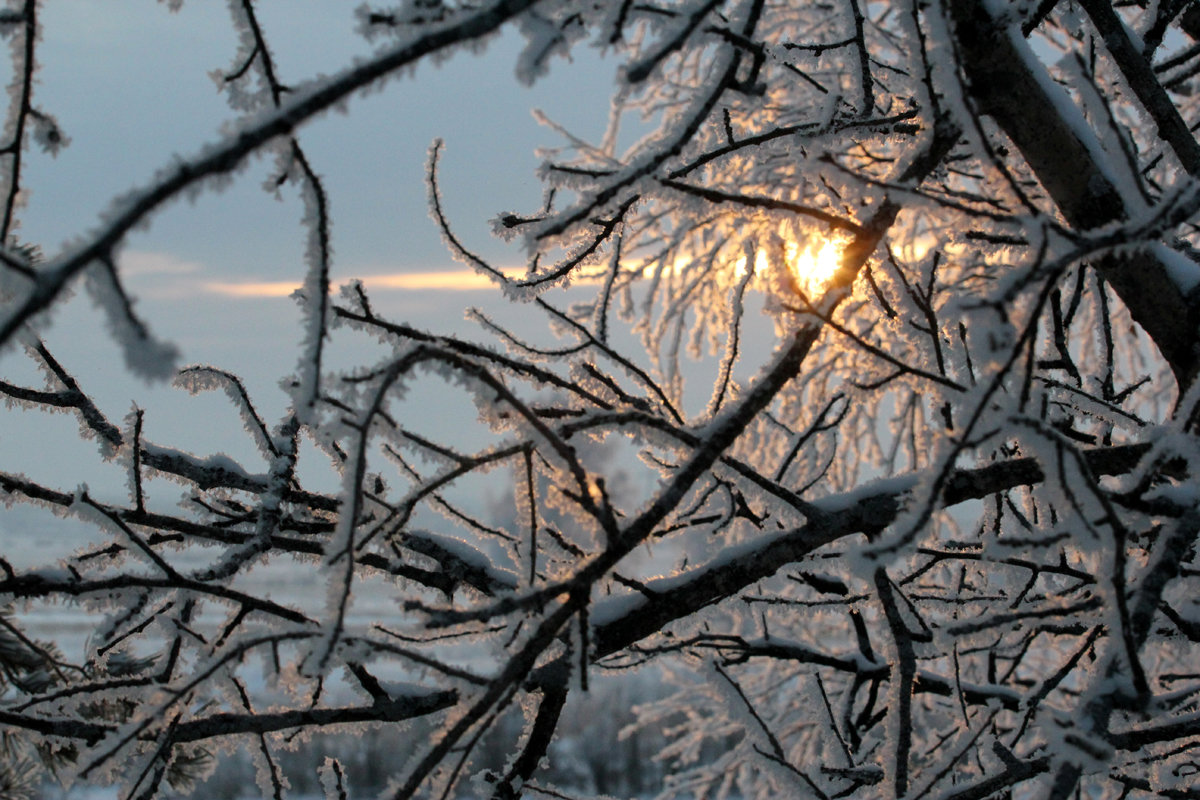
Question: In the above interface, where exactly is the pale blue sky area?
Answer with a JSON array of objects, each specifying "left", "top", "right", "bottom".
[{"left": 0, "top": 2, "right": 629, "bottom": 496}]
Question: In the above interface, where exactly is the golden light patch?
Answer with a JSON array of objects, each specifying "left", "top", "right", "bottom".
[
  {"left": 786, "top": 237, "right": 846, "bottom": 298},
  {"left": 731, "top": 237, "right": 848, "bottom": 297}
]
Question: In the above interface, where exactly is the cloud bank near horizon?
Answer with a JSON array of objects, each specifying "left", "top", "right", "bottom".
[{"left": 122, "top": 250, "right": 524, "bottom": 298}]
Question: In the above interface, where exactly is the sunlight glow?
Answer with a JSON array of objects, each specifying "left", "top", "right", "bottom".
[
  {"left": 786, "top": 237, "right": 845, "bottom": 298},
  {"left": 729, "top": 236, "right": 847, "bottom": 297}
]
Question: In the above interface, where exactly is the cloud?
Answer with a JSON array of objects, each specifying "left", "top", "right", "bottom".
[
  {"left": 203, "top": 269, "right": 526, "bottom": 298},
  {"left": 363, "top": 270, "right": 516, "bottom": 291},
  {"left": 120, "top": 250, "right": 203, "bottom": 277},
  {"left": 116, "top": 253, "right": 542, "bottom": 300},
  {"left": 203, "top": 281, "right": 299, "bottom": 298}
]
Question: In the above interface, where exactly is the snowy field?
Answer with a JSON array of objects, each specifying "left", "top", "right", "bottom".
[
  {"left": 1, "top": 502, "right": 404, "bottom": 653},
  {"left": 0, "top": 502, "right": 670, "bottom": 799}
]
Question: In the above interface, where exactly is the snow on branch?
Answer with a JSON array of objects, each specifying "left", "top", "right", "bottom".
[{"left": 1, "top": 1, "right": 1199, "bottom": 798}]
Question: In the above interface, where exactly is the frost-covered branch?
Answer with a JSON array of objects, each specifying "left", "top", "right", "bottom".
[{"left": 2, "top": 1, "right": 1200, "bottom": 798}]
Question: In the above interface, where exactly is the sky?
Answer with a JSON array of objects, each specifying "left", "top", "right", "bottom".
[{"left": 0, "top": 1, "right": 629, "bottom": 498}]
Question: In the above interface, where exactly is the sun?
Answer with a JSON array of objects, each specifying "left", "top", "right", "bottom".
[
  {"left": 730, "top": 235, "right": 847, "bottom": 298},
  {"left": 786, "top": 237, "right": 845, "bottom": 298}
]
